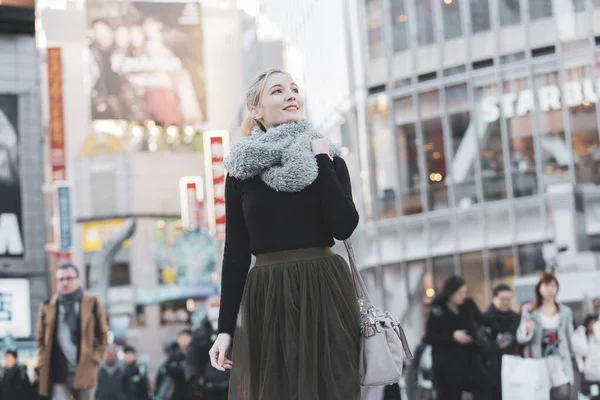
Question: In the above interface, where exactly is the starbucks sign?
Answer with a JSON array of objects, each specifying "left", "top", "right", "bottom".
[{"left": 480, "top": 78, "right": 600, "bottom": 123}]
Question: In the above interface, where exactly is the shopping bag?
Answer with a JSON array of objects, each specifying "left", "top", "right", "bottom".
[{"left": 501, "top": 355, "right": 550, "bottom": 400}]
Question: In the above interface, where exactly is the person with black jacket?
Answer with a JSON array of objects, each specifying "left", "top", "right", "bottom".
[
  {"left": 95, "top": 346, "right": 128, "bottom": 400},
  {"left": 122, "top": 346, "right": 151, "bottom": 400},
  {"left": 186, "top": 297, "right": 229, "bottom": 400},
  {"left": 157, "top": 329, "right": 193, "bottom": 400},
  {"left": 483, "top": 283, "right": 521, "bottom": 400},
  {"left": 425, "top": 276, "right": 497, "bottom": 400},
  {"left": 0, "top": 349, "right": 31, "bottom": 400}
]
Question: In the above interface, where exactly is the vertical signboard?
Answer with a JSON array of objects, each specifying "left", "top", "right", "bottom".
[
  {"left": 0, "top": 94, "right": 24, "bottom": 258},
  {"left": 85, "top": 1, "right": 206, "bottom": 125},
  {"left": 179, "top": 176, "right": 204, "bottom": 230},
  {"left": 203, "top": 131, "right": 229, "bottom": 241},
  {"left": 47, "top": 48, "right": 67, "bottom": 182},
  {"left": 46, "top": 48, "right": 71, "bottom": 278},
  {"left": 54, "top": 183, "right": 72, "bottom": 252}
]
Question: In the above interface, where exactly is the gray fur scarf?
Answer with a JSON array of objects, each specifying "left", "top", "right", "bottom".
[{"left": 223, "top": 119, "right": 340, "bottom": 192}]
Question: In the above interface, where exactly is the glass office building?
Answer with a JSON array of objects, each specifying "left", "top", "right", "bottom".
[{"left": 355, "top": 0, "right": 600, "bottom": 340}]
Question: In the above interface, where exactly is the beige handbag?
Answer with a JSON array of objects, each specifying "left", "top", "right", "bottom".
[{"left": 343, "top": 239, "right": 414, "bottom": 387}]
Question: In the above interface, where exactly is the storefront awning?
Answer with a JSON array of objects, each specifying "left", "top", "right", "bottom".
[{"left": 134, "top": 282, "right": 218, "bottom": 306}]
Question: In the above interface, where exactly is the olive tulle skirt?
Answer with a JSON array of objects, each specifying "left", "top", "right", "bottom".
[{"left": 228, "top": 246, "right": 361, "bottom": 400}]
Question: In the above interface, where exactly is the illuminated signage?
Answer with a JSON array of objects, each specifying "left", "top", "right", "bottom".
[
  {"left": 480, "top": 79, "right": 600, "bottom": 122},
  {"left": 203, "top": 131, "right": 230, "bottom": 241}
]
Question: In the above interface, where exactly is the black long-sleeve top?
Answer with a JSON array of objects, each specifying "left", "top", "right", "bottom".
[
  {"left": 218, "top": 154, "right": 359, "bottom": 335},
  {"left": 425, "top": 298, "right": 498, "bottom": 378}
]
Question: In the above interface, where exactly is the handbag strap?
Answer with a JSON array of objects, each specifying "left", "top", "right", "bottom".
[
  {"left": 343, "top": 239, "right": 373, "bottom": 308},
  {"left": 344, "top": 239, "right": 415, "bottom": 360}
]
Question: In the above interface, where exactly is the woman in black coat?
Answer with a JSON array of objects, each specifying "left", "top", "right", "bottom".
[{"left": 425, "top": 276, "right": 496, "bottom": 400}]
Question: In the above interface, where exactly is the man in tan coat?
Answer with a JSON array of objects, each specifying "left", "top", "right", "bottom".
[{"left": 36, "top": 263, "right": 109, "bottom": 399}]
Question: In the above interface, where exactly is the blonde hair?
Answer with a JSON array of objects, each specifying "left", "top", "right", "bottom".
[{"left": 240, "top": 68, "right": 287, "bottom": 137}]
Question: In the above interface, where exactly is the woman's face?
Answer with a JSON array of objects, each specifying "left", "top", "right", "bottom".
[
  {"left": 539, "top": 281, "right": 558, "bottom": 300},
  {"left": 449, "top": 285, "right": 467, "bottom": 307},
  {"left": 253, "top": 73, "right": 304, "bottom": 130}
]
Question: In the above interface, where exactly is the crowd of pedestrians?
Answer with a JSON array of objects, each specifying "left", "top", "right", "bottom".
[
  {"left": 4, "top": 261, "right": 600, "bottom": 400},
  {"left": 0, "top": 263, "right": 232, "bottom": 400},
  {"left": 406, "top": 271, "right": 600, "bottom": 400}
]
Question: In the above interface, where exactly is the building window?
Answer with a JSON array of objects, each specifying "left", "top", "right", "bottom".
[
  {"left": 368, "top": 96, "right": 398, "bottom": 219},
  {"left": 504, "top": 77, "right": 538, "bottom": 198},
  {"left": 529, "top": 0, "right": 553, "bottom": 19},
  {"left": 533, "top": 72, "right": 571, "bottom": 188},
  {"left": 396, "top": 97, "right": 422, "bottom": 215},
  {"left": 518, "top": 242, "right": 545, "bottom": 276},
  {"left": 85, "top": 262, "right": 131, "bottom": 288},
  {"left": 391, "top": 0, "right": 409, "bottom": 52},
  {"left": 446, "top": 84, "right": 478, "bottom": 207},
  {"left": 590, "top": 235, "right": 600, "bottom": 251},
  {"left": 499, "top": 0, "right": 521, "bottom": 26},
  {"left": 160, "top": 300, "right": 192, "bottom": 326},
  {"left": 420, "top": 90, "right": 449, "bottom": 211},
  {"left": 470, "top": 0, "right": 491, "bottom": 33},
  {"left": 476, "top": 85, "right": 508, "bottom": 202},
  {"left": 135, "top": 305, "right": 146, "bottom": 328},
  {"left": 383, "top": 264, "right": 409, "bottom": 320},
  {"left": 442, "top": 0, "right": 462, "bottom": 39},
  {"left": 416, "top": 0, "right": 436, "bottom": 45},
  {"left": 460, "top": 251, "right": 488, "bottom": 309},
  {"left": 366, "top": 0, "right": 384, "bottom": 59},
  {"left": 566, "top": 66, "right": 600, "bottom": 185},
  {"left": 488, "top": 247, "right": 516, "bottom": 289},
  {"left": 570, "top": 0, "right": 587, "bottom": 11},
  {"left": 433, "top": 255, "right": 456, "bottom": 292}
]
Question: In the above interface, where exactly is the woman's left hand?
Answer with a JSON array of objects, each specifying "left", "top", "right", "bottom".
[{"left": 311, "top": 138, "right": 330, "bottom": 156}]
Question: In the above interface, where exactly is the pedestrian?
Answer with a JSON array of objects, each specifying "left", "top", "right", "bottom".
[
  {"left": 123, "top": 345, "right": 151, "bottom": 400},
  {"left": 158, "top": 328, "right": 193, "bottom": 400},
  {"left": 208, "top": 68, "right": 361, "bottom": 400},
  {"left": 483, "top": 283, "right": 521, "bottom": 400},
  {"left": 573, "top": 314, "right": 600, "bottom": 399},
  {"left": 35, "top": 263, "right": 109, "bottom": 400},
  {"left": 95, "top": 346, "right": 128, "bottom": 400},
  {"left": 425, "top": 275, "right": 497, "bottom": 400},
  {"left": 0, "top": 348, "right": 31, "bottom": 400},
  {"left": 516, "top": 272, "right": 575, "bottom": 400},
  {"left": 186, "top": 297, "right": 229, "bottom": 400}
]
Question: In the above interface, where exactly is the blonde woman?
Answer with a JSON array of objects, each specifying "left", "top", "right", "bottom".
[{"left": 207, "top": 69, "right": 360, "bottom": 400}]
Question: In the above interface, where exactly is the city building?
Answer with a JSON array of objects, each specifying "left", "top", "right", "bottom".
[
  {"left": 357, "top": 0, "right": 600, "bottom": 343},
  {"left": 0, "top": 0, "right": 48, "bottom": 368}
]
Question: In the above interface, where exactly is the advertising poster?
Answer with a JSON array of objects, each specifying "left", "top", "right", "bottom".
[
  {"left": 0, "top": 279, "right": 31, "bottom": 338},
  {"left": 0, "top": 94, "right": 24, "bottom": 258},
  {"left": 86, "top": 1, "right": 206, "bottom": 125},
  {"left": 81, "top": 219, "right": 131, "bottom": 252}
]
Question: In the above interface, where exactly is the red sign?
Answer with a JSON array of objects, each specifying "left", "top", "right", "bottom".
[
  {"left": 179, "top": 177, "right": 204, "bottom": 230},
  {"left": 47, "top": 48, "right": 67, "bottom": 182},
  {"left": 204, "top": 131, "right": 229, "bottom": 241}
]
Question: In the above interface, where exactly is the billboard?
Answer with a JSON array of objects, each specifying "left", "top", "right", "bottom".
[
  {"left": 81, "top": 219, "right": 131, "bottom": 252},
  {"left": 0, "top": 279, "right": 31, "bottom": 338},
  {"left": 86, "top": 1, "right": 206, "bottom": 125},
  {"left": 0, "top": 94, "right": 24, "bottom": 258}
]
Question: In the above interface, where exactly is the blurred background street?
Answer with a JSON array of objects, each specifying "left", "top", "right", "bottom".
[{"left": 1, "top": 0, "right": 600, "bottom": 399}]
